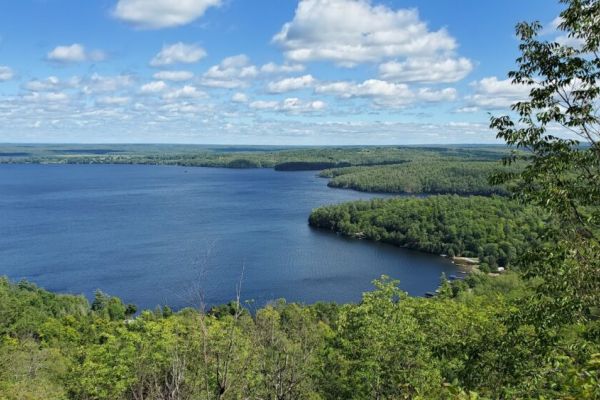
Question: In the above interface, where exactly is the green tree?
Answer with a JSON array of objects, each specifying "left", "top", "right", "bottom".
[
  {"left": 322, "top": 277, "right": 443, "bottom": 399},
  {"left": 490, "top": 0, "right": 600, "bottom": 324}
]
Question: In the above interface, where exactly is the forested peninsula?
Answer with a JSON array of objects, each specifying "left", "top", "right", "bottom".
[
  {"left": 309, "top": 195, "right": 548, "bottom": 271},
  {"left": 320, "top": 160, "right": 520, "bottom": 195}
]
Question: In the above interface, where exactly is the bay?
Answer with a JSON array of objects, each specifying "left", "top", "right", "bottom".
[{"left": 0, "top": 164, "right": 458, "bottom": 310}]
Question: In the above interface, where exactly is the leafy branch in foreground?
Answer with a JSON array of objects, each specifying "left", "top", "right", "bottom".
[
  {"left": 490, "top": 0, "right": 600, "bottom": 241},
  {"left": 490, "top": 0, "right": 600, "bottom": 326}
]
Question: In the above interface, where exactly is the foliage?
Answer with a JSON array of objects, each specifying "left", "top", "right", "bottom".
[
  {"left": 0, "top": 274, "right": 598, "bottom": 399},
  {"left": 309, "top": 195, "right": 548, "bottom": 270},
  {"left": 0, "top": 144, "right": 509, "bottom": 173},
  {"left": 321, "top": 160, "right": 520, "bottom": 195},
  {"left": 490, "top": 0, "right": 600, "bottom": 327}
]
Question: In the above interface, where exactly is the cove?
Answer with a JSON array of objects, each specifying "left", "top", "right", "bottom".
[{"left": 0, "top": 164, "right": 458, "bottom": 310}]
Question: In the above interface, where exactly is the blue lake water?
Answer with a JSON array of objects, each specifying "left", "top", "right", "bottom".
[{"left": 0, "top": 164, "right": 458, "bottom": 310}]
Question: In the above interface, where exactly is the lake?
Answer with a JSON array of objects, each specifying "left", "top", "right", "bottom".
[{"left": 0, "top": 164, "right": 458, "bottom": 310}]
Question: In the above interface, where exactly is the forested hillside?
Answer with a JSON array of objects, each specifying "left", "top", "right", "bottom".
[
  {"left": 309, "top": 195, "right": 548, "bottom": 271},
  {"left": 1, "top": 275, "right": 598, "bottom": 399},
  {"left": 320, "top": 160, "right": 520, "bottom": 195}
]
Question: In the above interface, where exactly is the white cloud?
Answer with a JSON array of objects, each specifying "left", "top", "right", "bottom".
[
  {"left": 555, "top": 34, "right": 585, "bottom": 48},
  {"left": 48, "top": 44, "right": 86, "bottom": 62},
  {"left": 113, "top": 0, "right": 221, "bottom": 29},
  {"left": 23, "top": 91, "right": 70, "bottom": 103},
  {"left": 24, "top": 76, "right": 60, "bottom": 91},
  {"left": 416, "top": 88, "right": 457, "bottom": 102},
  {"left": 379, "top": 57, "right": 473, "bottom": 83},
  {"left": 273, "top": 0, "right": 457, "bottom": 66},
  {"left": 159, "top": 102, "right": 212, "bottom": 115},
  {"left": 150, "top": 43, "right": 206, "bottom": 67},
  {"left": 316, "top": 79, "right": 412, "bottom": 98},
  {"left": 454, "top": 106, "right": 479, "bottom": 113},
  {"left": 373, "top": 87, "right": 456, "bottom": 108},
  {"left": 249, "top": 100, "right": 279, "bottom": 110},
  {"left": 281, "top": 97, "right": 326, "bottom": 113},
  {"left": 152, "top": 70, "right": 194, "bottom": 81},
  {"left": 267, "top": 74, "right": 315, "bottom": 93},
  {"left": 549, "top": 16, "right": 562, "bottom": 32},
  {"left": 47, "top": 44, "right": 106, "bottom": 63},
  {"left": 81, "top": 74, "right": 135, "bottom": 94},
  {"left": 232, "top": 92, "right": 248, "bottom": 103},
  {"left": 162, "top": 85, "right": 205, "bottom": 100},
  {"left": 201, "top": 54, "right": 259, "bottom": 88},
  {"left": 96, "top": 96, "right": 131, "bottom": 106},
  {"left": 542, "top": 16, "right": 585, "bottom": 49},
  {"left": 260, "top": 62, "right": 305, "bottom": 74},
  {"left": 249, "top": 97, "right": 326, "bottom": 113},
  {"left": 0, "top": 66, "right": 14, "bottom": 81},
  {"left": 140, "top": 81, "right": 168, "bottom": 93},
  {"left": 467, "top": 76, "right": 531, "bottom": 109},
  {"left": 316, "top": 79, "right": 456, "bottom": 108}
]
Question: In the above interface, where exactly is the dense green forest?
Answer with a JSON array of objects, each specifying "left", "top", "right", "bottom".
[
  {"left": 320, "top": 160, "right": 519, "bottom": 195},
  {"left": 1, "top": 274, "right": 598, "bottom": 399},
  {"left": 309, "top": 195, "right": 548, "bottom": 271}
]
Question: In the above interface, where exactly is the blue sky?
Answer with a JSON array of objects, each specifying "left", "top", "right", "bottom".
[{"left": 0, "top": 0, "right": 565, "bottom": 144}]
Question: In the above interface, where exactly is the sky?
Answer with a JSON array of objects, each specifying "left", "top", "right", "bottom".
[{"left": 0, "top": 0, "right": 567, "bottom": 145}]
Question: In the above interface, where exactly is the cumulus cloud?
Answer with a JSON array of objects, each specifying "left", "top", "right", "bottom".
[
  {"left": 0, "top": 66, "right": 14, "bottom": 81},
  {"left": 316, "top": 79, "right": 412, "bottom": 98},
  {"left": 96, "top": 96, "right": 131, "bottom": 106},
  {"left": 555, "top": 34, "right": 585, "bottom": 48},
  {"left": 542, "top": 16, "right": 585, "bottom": 49},
  {"left": 250, "top": 97, "right": 326, "bottom": 113},
  {"left": 81, "top": 74, "right": 135, "bottom": 94},
  {"left": 140, "top": 81, "right": 168, "bottom": 93},
  {"left": 467, "top": 76, "right": 531, "bottom": 109},
  {"left": 113, "top": 0, "right": 221, "bottom": 29},
  {"left": 260, "top": 62, "right": 305, "bottom": 74},
  {"left": 378, "top": 57, "right": 473, "bottom": 83},
  {"left": 23, "top": 91, "right": 70, "bottom": 103},
  {"left": 162, "top": 85, "right": 205, "bottom": 100},
  {"left": 47, "top": 44, "right": 106, "bottom": 63},
  {"left": 150, "top": 43, "right": 206, "bottom": 67},
  {"left": 232, "top": 92, "right": 248, "bottom": 103},
  {"left": 23, "top": 76, "right": 83, "bottom": 92},
  {"left": 152, "top": 70, "right": 194, "bottom": 81},
  {"left": 273, "top": 0, "right": 457, "bottom": 66},
  {"left": 416, "top": 88, "right": 457, "bottom": 102},
  {"left": 267, "top": 74, "right": 315, "bottom": 93},
  {"left": 201, "top": 54, "right": 258, "bottom": 88},
  {"left": 249, "top": 100, "right": 279, "bottom": 110},
  {"left": 316, "top": 79, "right": 456, "bottom": 108},
  {"left": 24, "top": 76, "right": 61, "bottom": 91},
  {"left": 454, "top": 106, "right": 480, "bottom": 113},
  {"left": 280, "top": 97, "right": 326, "bottom": 113}
]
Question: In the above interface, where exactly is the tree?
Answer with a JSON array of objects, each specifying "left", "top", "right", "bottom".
[
  {"left": 491, "top": 0, "right": 599, "bottom": 241},
  {"left": 322, "top": 277, "right": 443, "bottom": 399},
  {"left": 490, "top": 0, "right": 600, "bottom": 325}
]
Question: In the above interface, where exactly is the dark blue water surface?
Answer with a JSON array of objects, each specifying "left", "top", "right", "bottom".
[{"left": 0, "top": 164, "right": 458, "bottom": 310}]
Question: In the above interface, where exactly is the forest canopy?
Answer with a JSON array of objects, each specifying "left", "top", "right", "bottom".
[{"left": 309, "top": 195, "right": 549, "bottom": 271}]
